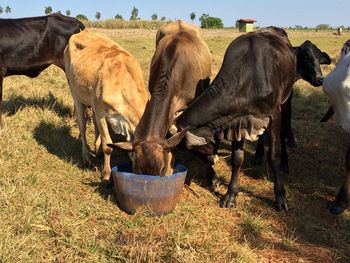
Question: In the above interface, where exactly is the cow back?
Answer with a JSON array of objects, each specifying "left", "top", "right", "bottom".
[
  {"left": 178, "top": 27, "right": 297, "bottom": 141},
  {"left": 0, "top": 13, "right": 84, "bottom": 76},
  {"left": 64, "top": 30, "right": 148, "bottom": 129},
  {"left": 134, "top": 20, "right": 211, "bottom": 141}
]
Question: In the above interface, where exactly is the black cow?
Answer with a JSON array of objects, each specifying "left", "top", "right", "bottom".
[
  {"left": 177, "top": 27, "right": 330, "bottom": 211},
  {"left": 0, "top": 13, "right": 85, "bottom": 124},
  {"left": 252, "top": 40, "right": 331, "bottom": 173}
]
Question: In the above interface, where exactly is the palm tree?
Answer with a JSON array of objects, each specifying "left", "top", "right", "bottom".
[
  {"left": 5, "top": 6, "right": 11, "bottom": 15},
  {"left": 0, "top": 6, "right": 3, "bottom": 16},
  {"left": 130, "top": 6, "right": 138, "bottom": 20},
  {"left": 95, "top": 11, "right": 101, "bottom": 20},
  {"left": 45, "top": 6, "right": 52, "bottom": 15},
  {"left": 151, "top": 14, "right": 158, "bottom": 21},
  {"left": 190, "top": 12, "right": 196, "bottom": 23}
]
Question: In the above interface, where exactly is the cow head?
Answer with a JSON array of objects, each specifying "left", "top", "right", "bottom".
[
  {"left": 294, "top": 40, "right": 331, "bottom": 86},
  {"left": 108, "top": 130, "right": 187, "bottom": 176},
  {"left": 340, "top": 39, "right": 350, "bottom": 57},
  {"left": 180, "top": 126, "right": 218, "bottom": 164}
]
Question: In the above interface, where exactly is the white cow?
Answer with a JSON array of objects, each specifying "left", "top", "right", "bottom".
[{"left": 322, "top": 39, "right": 350, "bottom": 214}]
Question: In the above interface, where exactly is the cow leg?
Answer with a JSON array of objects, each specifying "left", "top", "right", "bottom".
[
  {"left": 92, "top": 111, "right": 102, "bottom": 157},
  {"left": 268, "top": 114, "right": 288, "bottom": 211},
  {"left": 220, "top": 139, "right": 244, "bottom": 208},
  {"left": 282, "top": 91, "right": 297, "bottom": 148},
  {"left": 280, "top": 105, "right": 289, "bottom": 173},
  {"left": 280, "top": 91, "right": 296, "bottom": 173},
  {"left": 94, "top": 112, "right": 113, "bottom": 182},
  {"left": 320, "top": 106, "right": 334, "bottom": 123},
  {"left": 252, "top": 131, "right": 266, "bottom": 166},
  {"left": 0, "top": 73, "right": 4, "bottom": 127},
  {"left": 73, "top": 99, "right": 91, "bottom": 167},
  {"left": 329, "top": 147, "right": 350, "bottom": 214}
]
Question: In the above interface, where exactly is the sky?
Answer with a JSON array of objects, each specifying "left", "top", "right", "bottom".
[{"left": 0, "top": 0, "right": 348, "bottom": 28}]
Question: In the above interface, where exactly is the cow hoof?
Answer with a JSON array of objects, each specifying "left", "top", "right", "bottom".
[
  {"left": 275, "top": 196, "right": 289, "bottom": 211},
  {"left": 220, "top": 194, "right": 236, "bottom": 208},
  {"left": 329, "top": 200, "right": 347, "bottom": 215},
  {"left": 280, "top": 163, "right": 289, "bottom": 174},
  {"left": 209, "top": 177, "right": 220, "bottom": 192},
  {"left": 329, "top": 201, "right": 347, "bottom": 215},
  {"left": 286, "top": 136, "right": 297, "bottom": 148},
  {"left": 84, "top": 159, "right": 96, "bottom": 169},
  {"left": 251, "top": 156, "right": 263, "bottom": 166}
]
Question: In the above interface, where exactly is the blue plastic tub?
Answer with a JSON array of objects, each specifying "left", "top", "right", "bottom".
[{"left": 111, "top": 162, "right": 187, "bottom": 215}]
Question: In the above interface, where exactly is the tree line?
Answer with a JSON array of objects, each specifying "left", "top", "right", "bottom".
[
  {"left": 0, "top": 5, "right": 11, "bottom": 16},
  {"left": 42, "top": 6, "right": 225, "bottom": 29},
  {"left": 2, "top": 5, "right": 347, "bottom": 30}
]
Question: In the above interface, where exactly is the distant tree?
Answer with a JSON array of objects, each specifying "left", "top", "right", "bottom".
[
  {"left": 190, "top": 12, "right": 196, "bottom": 23},
  {"left": 316, "top": 24, "right": 331, "bottom": 30},
  {"left": 76, "top": 14, "right": 88, "bottom": 21},
  {"left": 5, "top": 5, "right": 11, "bottom": 15},
  {"left": 45, "top": 6, "right": 52, "bottom": 15},
  {"left": 56, "top": 10, "right": 62, "bottom": 15},
  {"left": 115, "top": 14, "right": 123, "bottom": 20},
  {"left": 95, "top": 11, "right": 101, "bottom": 20},
  {"left": 0, "top": 6, "right": 3, "bottom": 16},
  {"left": 130, "top": 6, "right": 138, "bottom": 20},
  {"left": 199, "top": 13, "right": 209, "bottom": 28},
  {"left": 151, "top": 14, "right": 158, "bottom": 21},
  {"left": 66, "top": 9, "right": 71, "bottom": 16},
  {"left": 199, "top": 14, "right": 223, "bottom": 29},
  {"left": 160, "top": 16, "right": 166, "bottom": 21},
  {"left": 204, "top": 17, "right": 223, "bottom": 29}
]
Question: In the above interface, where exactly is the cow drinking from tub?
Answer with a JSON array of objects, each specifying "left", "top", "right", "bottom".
[
  {"left": 322, "top": 39, "right": 350, "bottom": 214},
  {"left": 176, "top": 27, "right": 330, "bottom": 211},
  {"left": 109, "top": 20, "right": 211, "bottom": 176},
  {"left": 64, "top": 30, "right": 148, "bottom": 181},
  {"left": 0, "top": 13, "right": 85, "bottom": 124}
]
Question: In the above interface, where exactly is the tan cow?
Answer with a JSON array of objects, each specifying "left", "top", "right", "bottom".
[
  {"left": 64, "top": 30, "right": 148, "bottom": 181},
  {"left": 110, "top": 20, "right": 212, "bottom": 176}
]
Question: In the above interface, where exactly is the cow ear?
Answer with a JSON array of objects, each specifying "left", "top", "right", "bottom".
[
  {"left": 166, "top": 128, "right": 188, "bottom": 149},
  {"left": 107, "top": 142, "right": 133, "bottom": 152},
  {"left": 185, "top": 130, "right": 208, "bottom": 147},
  {"left": 320, "top": 52, "right": 331, "bottom": 65}
]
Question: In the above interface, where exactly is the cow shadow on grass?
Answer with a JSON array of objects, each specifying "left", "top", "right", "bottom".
[
  {"left": 33, "top": 119, "right": 132, "bottom": 204},
  {"left": 33, "top": 120, "right": 82, "bottom": 166},
  {"left": 190, "top": 88, "right": 350, "bottom": 259},
  {"left": 3, "top": 91, "right": 72, "bottom": 117},
  {"left": 82, "top": 149, "right": 131, "bottom": 204}
]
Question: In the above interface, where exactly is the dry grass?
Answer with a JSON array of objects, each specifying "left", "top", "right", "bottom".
[{"left": 1, "top": 28, "right": 350, "bottom": 262}]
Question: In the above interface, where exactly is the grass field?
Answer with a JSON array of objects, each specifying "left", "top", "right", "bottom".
[{"left": 1, "top": 28, "right": 350, "bottom": 262}]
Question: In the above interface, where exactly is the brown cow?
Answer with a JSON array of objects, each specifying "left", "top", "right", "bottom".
[
  {"left": 110, "top": 20, "right": 211, "bottom": 176},
  {"left": 64, "top": 30, "right": 148, "bottom": 180}
]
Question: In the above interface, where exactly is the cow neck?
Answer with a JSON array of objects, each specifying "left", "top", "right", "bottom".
[
  {"left": 178, "top": 80, "right": 225, "bottom": 129},
  {"left": 134, "top": 77, "right": 175, "bottom": 142},
  {"left": 293, "top": 46, "right": 303, "bottom": 82}
]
